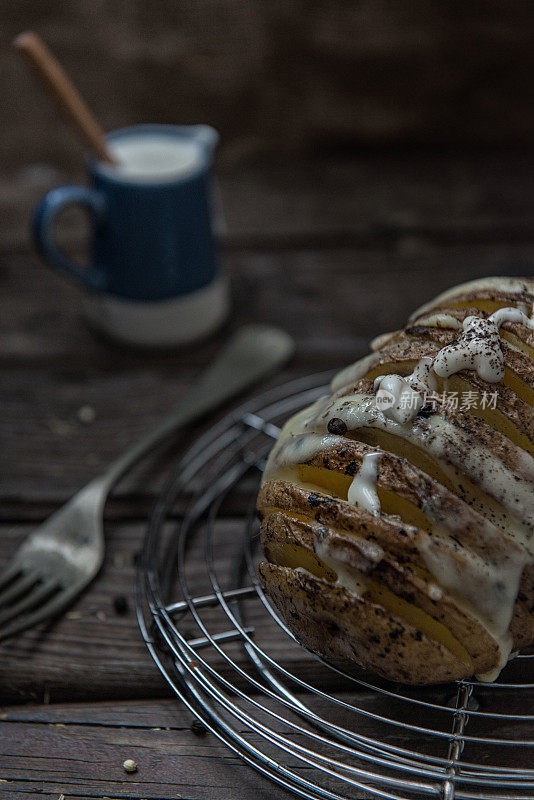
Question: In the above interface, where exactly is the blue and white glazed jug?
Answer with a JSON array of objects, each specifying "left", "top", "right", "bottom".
[{"left": 33, "top": 124, "right": 228, "bottom": 346}]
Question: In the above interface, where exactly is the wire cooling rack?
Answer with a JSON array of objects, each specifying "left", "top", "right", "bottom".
[{"left": 136, "top": 372, "right": 534, "bottom": 800}]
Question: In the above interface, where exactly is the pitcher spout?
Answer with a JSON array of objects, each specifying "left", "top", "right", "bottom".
[{"left": 191, "top": 125, "right": 219, "bottom": 152}]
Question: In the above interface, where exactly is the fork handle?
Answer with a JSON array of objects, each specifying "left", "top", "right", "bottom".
[{"left": 97, "top": 325, "right": 293, "bottom": 493}]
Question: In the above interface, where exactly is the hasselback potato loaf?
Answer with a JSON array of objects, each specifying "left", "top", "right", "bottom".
[{"left": 257, "top": 277, "right": 534, "bottom": 684}]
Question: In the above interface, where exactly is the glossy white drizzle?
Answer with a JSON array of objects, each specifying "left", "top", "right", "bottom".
[
  {"left": 476, "top": 650, "right": 512, "bottom": 683},
  {"left": 347, "top": 452, "right": 381, "bottom": 513},
  {"left": 265, "top": 389, "right": 534, "bottom": 533},
  {"left": 409, "top": 356, "right": 439, "bottom": 392},
  {"left": 373, "top": 374, "right": 424, "bottom": 423},
  {"left": 263, "top": 281, "right": 534, "bottom": 681},
  {"left": 433, "top": 307, "right": 534, "bottom": 383},
  {"left": 314, "top": 538, "right": 368, "bottom": 596},
  {"left": 491, "top": 306, "right": 534, "bottom": 330},
  {"left": 417, "top": 528, "right": 524, "bottom": 678},
  {"left": 373, "top": 357, "right": 437, "bottom": 424}
]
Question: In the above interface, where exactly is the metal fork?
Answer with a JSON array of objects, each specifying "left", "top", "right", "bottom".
[{"left": 0, "top": 325, "right": 294, "bottom": 642}]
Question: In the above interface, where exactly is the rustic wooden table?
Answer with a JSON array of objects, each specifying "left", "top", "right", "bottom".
[{"left": 0, "top": 151, "right": 533, "bottom": 799}]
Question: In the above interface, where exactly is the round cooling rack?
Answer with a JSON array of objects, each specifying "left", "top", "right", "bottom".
[{"left": 136, "top": 372, "right": 534, "bottom": 800}]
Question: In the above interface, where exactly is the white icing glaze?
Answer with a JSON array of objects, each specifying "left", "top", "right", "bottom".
[
  {"left": 408, "top": 356, "right": 438, "bottom": 392},
  {"left": 372, "top": 357, "right": 437, "bottom": 424},
  {"left": 433, "top": 307, "right": 534, "bottom": 383},
  {"left": 424, "top": 413, "right": 534, "bottom": 530},
  {"left": 347, "top": 452, "right": 381, "bottom": 514},
  {"left": 476, "top": 653, "right": 511, "bottom": 683},
  {"left": 266, "top": 389, "right": 534, "bottom": 535},
  {"left": 264, "top": 278, "right": 534, "bottom": 681},
  {"left": 263, "top": 385, "right": 533, "bottom": 669},
  {"left": 427, "top": 584, "right": 443, "bottom": 601},
  {"left": 491, "top": 306, "right": 534, "bottom": 331},
  {"left": 315, "top": 525, "right": 519, "bottom": 676},
  {"left": 373, "top": 373, "right": 424, "bottom": 423},
  {"left": 433, "top": 315, "right": 503, "bottom": 382},
  {"left": 263, "top": 432, "right": 346, "bottom": 484},
  {"left": 314, "top": 538, "right": 368, "bottom": 597},
  {"left": 417, "top": 526, "right": 526, "bottom": 672}
]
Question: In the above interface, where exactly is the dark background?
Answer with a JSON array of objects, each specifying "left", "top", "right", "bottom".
[
  {"left": 4, "top": 0, "right": 534, "bottom": 169},
  {"left": 3, "top": 1, "right": 534, "bottom": 268},
  {"left": 1, "top": 5, "right": 534, "bottom": 797}
]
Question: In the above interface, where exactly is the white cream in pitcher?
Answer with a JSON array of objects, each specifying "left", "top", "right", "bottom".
[{"left": 104, "top": 134, "right": 203, "bottom": 182}]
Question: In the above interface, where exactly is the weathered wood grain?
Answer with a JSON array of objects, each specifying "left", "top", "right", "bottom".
[
  {"left": 0, "top": 362, "right": 320, "bottom": 519},
  {"left": 1, "top": 518, "right": 531, "bottom": 707},
  {"left": 2, "top": 235, "right": 533, "bottom": 368},
  {"left": 0, "top": 246, "right": 377, "bottom": 368},
  {"left": 0, "top": 705, "right": 312, "bottom": 800},
  {"left": 2, "top": 150, "right": 534, "bottom": 798},
  {"left": 0, "top": 522, "right": 160, "bottom": 704},
  {"left": 0, "top": 693, "right": 411, "bottom": 800},
  {"left": 4, "top": 1, "right": 534, "bottom": 174},
  {"left": 0, "top": 520, "right": 353, "bottom": 703},
  {"left": 1, "top": 689, "right": 533, "bottom": 800},
  {"left": 2, "top": 152, "right": 533, "bottom": 373},
  {"left": 1, "top": 240, "right": 532, "bottom": 515},
  {"left": 2, "top": 153, "right": 534, "bottom": 253}
]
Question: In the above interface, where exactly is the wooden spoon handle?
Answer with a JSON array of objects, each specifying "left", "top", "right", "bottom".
[{"left": 14, "top": 31, "right": 116, "bottom": 164}]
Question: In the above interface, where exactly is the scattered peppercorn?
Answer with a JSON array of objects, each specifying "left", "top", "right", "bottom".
[
  {"left": 77, "top": 404, "right": 95, "bottom": 424},
  {"left": 113, "top": 595, "right": 129, "bottom": 615},
  {"left": 190, "top": 719, "right": 208, "bottom": 737},
  {"left": 417, "top": 403, "right": 435, "bottom": 418},
  {"left": 123, "top": 758, "right": 138, "bottom": 774},
  {"left": 327, "top": 417, "right": 347, "bottom": 436}
]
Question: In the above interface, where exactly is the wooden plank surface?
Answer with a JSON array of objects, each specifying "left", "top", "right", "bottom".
[
  {"left": 2, "top": 151, "right": 533, "bottom": 370},
  {"left": 0, "top": 517, "right": 340, "bottom": 704},
  {"left": 1, "top": 515, "right": 532, "bottom": 705},
  {"left": 0, "top": 695, "right": 429, "bottom": 800},
  {"left": 2, "top": 688, "right": 533, "bottom": 800},
  {"left": 2, "top": 243, "right": 533, "bottom": 370},
  {"left": 2, "top": 152, "right": 534, "bottom": 253},
  {"left": 5, "top": 1, "right": 534, "bottom": 170},
  {"left": 0, "top": 522, "right": 158, "bottom": 704},
  {"left": 1, "top": 242, "right": 533, "bottom": 516},
  {"left": 1, "top": 152, "right": 533, "bottom": 798},
  {"left": 1, "top": 697, "right": 325, "bottom": 800},
  {"left": 0, "top": 518, "right": 377, "bottom": 703}
]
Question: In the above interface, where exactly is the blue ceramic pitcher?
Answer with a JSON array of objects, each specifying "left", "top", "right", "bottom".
[{"left": 33, "top": 124, "right": 229, "bottom": 346}]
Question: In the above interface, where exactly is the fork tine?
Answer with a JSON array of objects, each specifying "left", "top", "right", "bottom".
[
  {"left": 0, "top": 570, "right": 40, "bottom": 608},
  {"left": 0, "top": 562, "right": 23, "bottom": 592},
  {"left": 0, "top": 579, "right": 60, "bottom": 629},
  {"left": 0, "top": 587, "right": 71, "bottom": 642}
]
